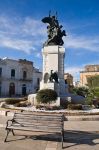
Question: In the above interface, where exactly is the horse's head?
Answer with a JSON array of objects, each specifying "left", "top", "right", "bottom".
[{"left": 42, "top": 17, "right": 52, "bottom": 25}]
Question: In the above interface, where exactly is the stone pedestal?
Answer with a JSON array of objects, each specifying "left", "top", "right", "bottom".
[
  {"left": 40, "top": 82, "right": 60, "bottom": 96},
  {"left": 40, "top": 45, "right": 66, "bottom": 96},
  {"left": 28, "top": 94, "right": 60, "bottom": 106}
]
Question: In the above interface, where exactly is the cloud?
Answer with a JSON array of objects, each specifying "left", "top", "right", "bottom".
[
  {"left": 65, "top": 59, "right": 99, "bottom": 81},
  {"left": 0, "top": 14, "right": 99, "bottom": 56},
  {"left": 64, "top": 34, "right": 99, "bottom": 52},
  {"left": 0, "top": 37, "right": 35, "bottom": 54},
  {"left": 35, "top": 52, "right": 41, "bottom": 58},
  {"left": 0, "top": 15, "right": 46, "bottom": 54},
  {"left": 65, "top": 66, "right": 82, "bottom": 75},
  {"left": 22, "top": 17, "right": 46, "bottom": 36},
  {"left": 65, "top": 65, "right": 84, "bottom": 81}
]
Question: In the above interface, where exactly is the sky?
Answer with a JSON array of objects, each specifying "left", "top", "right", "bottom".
[{"left": 0, "top": 0, "right": 99, "bottom": 81}]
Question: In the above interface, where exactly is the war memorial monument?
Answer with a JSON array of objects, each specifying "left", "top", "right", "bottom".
[
  {"left": 28, "top": 13, "right": 84, "bottom": 105},
  {"left": 40, "top": 14, "right": 66, "bottom": 95},
  {"left": 28, "top": 13, "right": 67, "bottom": 105}
]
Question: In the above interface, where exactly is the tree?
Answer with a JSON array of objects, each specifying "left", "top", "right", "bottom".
[
  {"left": 87, "top": 75, "right": 99, "bottom": 88},
  {"left": 86, "top": 75, "right": 99, "bottom": 105},
  {"left": 36, "top": 89, "right": 57, "bottom": 104},
  {"left": 72, "top": 87, "right": 89, "bottom": 97}
]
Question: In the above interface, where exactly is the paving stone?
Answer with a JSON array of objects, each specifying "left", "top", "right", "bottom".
[{"left": 46, "top": 141, "right": 57, "bottom": 148}]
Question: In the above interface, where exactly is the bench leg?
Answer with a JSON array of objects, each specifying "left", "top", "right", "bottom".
[
  {"left": 61, "top": 131, "right": 64, "bottom": 149},
  {"left": 4, "top": 129, "right": 10, "bottom": 142},
  {"left": 63, "top": 131, "right": 64, "bottom": 141},
  {"left": 11, "top": 129, "right": 15, "bottom": 136}
]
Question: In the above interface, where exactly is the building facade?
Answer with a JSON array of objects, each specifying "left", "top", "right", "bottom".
[
  {"left": 80, "top": 65, "right": 99, "bottom": 86},
  {"left": 33, "top": 67, "right": 42, "bottom": 93},
  {"left": 64, "top": 73, "right": 73, "bottom": 86},
  {"left": 0, "top": 58, "right": 42, "bottom": 97}
]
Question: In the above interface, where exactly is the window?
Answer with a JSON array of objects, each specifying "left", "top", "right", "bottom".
[
  {"left": 11, "top": 69, "right": 15, "bottom": 77},
  {"left": 9, "top": 82, "right": 15, "bottom": 96},
  {"left": 65, "top": 79, "right": 67, "bottom": 84},
  {"left": 23, "top": 71, "right": 27, "bottom": 79},
  {"left": 37, "top": 78, "right": 40, "bottom": 85},
  {"left": 0, "top": 68, "right": 2, "bottom": 77},
  {"left": 22, "top": 84, "right": 26, "bottom": 96}
]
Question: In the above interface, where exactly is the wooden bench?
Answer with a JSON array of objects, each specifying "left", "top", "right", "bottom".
[{"left": 4, "top": 112, "right": 64, "bottom": 148}]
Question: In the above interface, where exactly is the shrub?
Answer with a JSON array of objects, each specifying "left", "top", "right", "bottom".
[
  {"left": 60, "top": 99, "right": 68, "bottom": 109},
  {"left": 36, "top": 89, "right": 57, "bottom": 104},
  {"left": 14, "top": 101, "right": 30, "bottom": 107},
  {"left": 5, "top": 98, "right": 27, "bottom": 105},
  {"left": 52, "top": 106, "right": 61, "bottom": 110},
  {"left": 67, "top": 104, "right": 82, "bottom": 110},
  {"left": 72, "top": 87, "right": 89, "bottom": 97},
  {"left": 92, "top": 99, "right": 99, "bottom": 108},
  {"left": 36, "top": 105, "right": 61, "bottom": 110},
  {"left": 22, "top": 96, "right": 28, "bottom": 101},
  {"left": 0, "top": 102, "right": 7, "bottom": 108},
  {"left": 85, "top": 96, "right": 93, "bottom": 105}
]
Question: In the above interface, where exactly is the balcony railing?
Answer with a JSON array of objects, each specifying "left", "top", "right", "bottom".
[
  {"left": 0, "top": 76, "right": 32, "bottom": 82},
  {"left": 19, "top": 78, "right": 32, "bottom": 81}
]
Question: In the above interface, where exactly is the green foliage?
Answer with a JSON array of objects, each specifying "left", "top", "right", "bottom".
[
  {"left": 60, "top": 99, "right": 68, "bottom": 109},
  {"left": 5, "top": 98, "right": 27, "bottom": 105},
  {"left": 67, "top": 104, "right": 82, "bottom": 110},
  {"left": 72, "top": 87, "right": 89, "bottom": 97},
  {"left": 14, "top": 101, "right": 30, "bottom": 107},
  {"left": 87, "top": 75, "right": 99, "bottom": 88},
  {"left": 85, "top": 96, "right": 93, "bottom": 105},
  {"left": 36, "top": 89, "right": 57, "bottom": 104},
  {"left": 93, "top": 87, "right": 99, "bottom": 98},
  {"left": 36, "top": 105, "right": 61, "bottom": 110},
  {"left": 93, "top": 99, "right": 99, "bottom": 108},
  {"left": 85, "top": 87, "right": 99, "bottom": 105}
]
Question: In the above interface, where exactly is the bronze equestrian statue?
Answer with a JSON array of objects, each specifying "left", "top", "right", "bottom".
[{"left": 42, "top": 12, "right": 66, "bottom": 46}]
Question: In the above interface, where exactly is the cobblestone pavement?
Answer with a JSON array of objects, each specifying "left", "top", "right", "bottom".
[{"left": 0, "top": 116, "right": 99, "bottom": 150}]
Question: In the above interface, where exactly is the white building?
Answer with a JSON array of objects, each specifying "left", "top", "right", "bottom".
[
  {"left": 33, "top": 67, "right": 42, "bottom": 93},
  {"left": 0, "top": 58, "right": 42, "bottom": 97}
]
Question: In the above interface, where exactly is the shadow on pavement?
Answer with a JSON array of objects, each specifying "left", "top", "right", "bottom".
[
  {"left": 63, "top": 130, "right": 99, "bottom": 149},
  {"left": 4, "top": 129, "right": 99, "bottom": 149}
]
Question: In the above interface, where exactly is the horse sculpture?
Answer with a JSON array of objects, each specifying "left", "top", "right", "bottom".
[{"left": 42, "top": 14, "right": 66, "bottom": 46}]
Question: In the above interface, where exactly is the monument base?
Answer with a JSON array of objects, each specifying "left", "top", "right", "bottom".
[
  {"left": 40, "top": 82, "right": 60, "bottom": 96},
  {"left": 28, "top": 94, "right": 60, "bottom": 106},
  {"left": 40, "top": 45, "right": 66, "bottom": 96}
]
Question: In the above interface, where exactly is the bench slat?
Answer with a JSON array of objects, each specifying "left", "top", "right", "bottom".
[
  {"left": 7, "top": 125, "right": 62, "bottom": 133},
  {"left": 13, "top": 120, "right": 62, "bottom": 126},
  {"left": 13, "top": 119, "right": 62, "bottom": 123},
  {"left": 15, "top": 112, "right": 63, "bottom": 116},
  {"left": 14, "top": 116, "right": 62, "bottom": 120},
  {"left": 14, "top": 114, "right": 63, "bottom": 119},
  {"left": 14, "top": 114, "right": 63, "bottom": 120}
]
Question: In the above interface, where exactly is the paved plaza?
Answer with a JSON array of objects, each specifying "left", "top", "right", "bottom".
[{"left": 0, "top": 116, "right": 99, "bottom": 150}]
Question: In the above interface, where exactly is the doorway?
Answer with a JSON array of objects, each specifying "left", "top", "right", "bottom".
[
  {"left": 9, "top": 83, "right": 15, "bottom": 96},
  {"left": 22, "top": 84, "right": 26, "bottom": 96}
]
